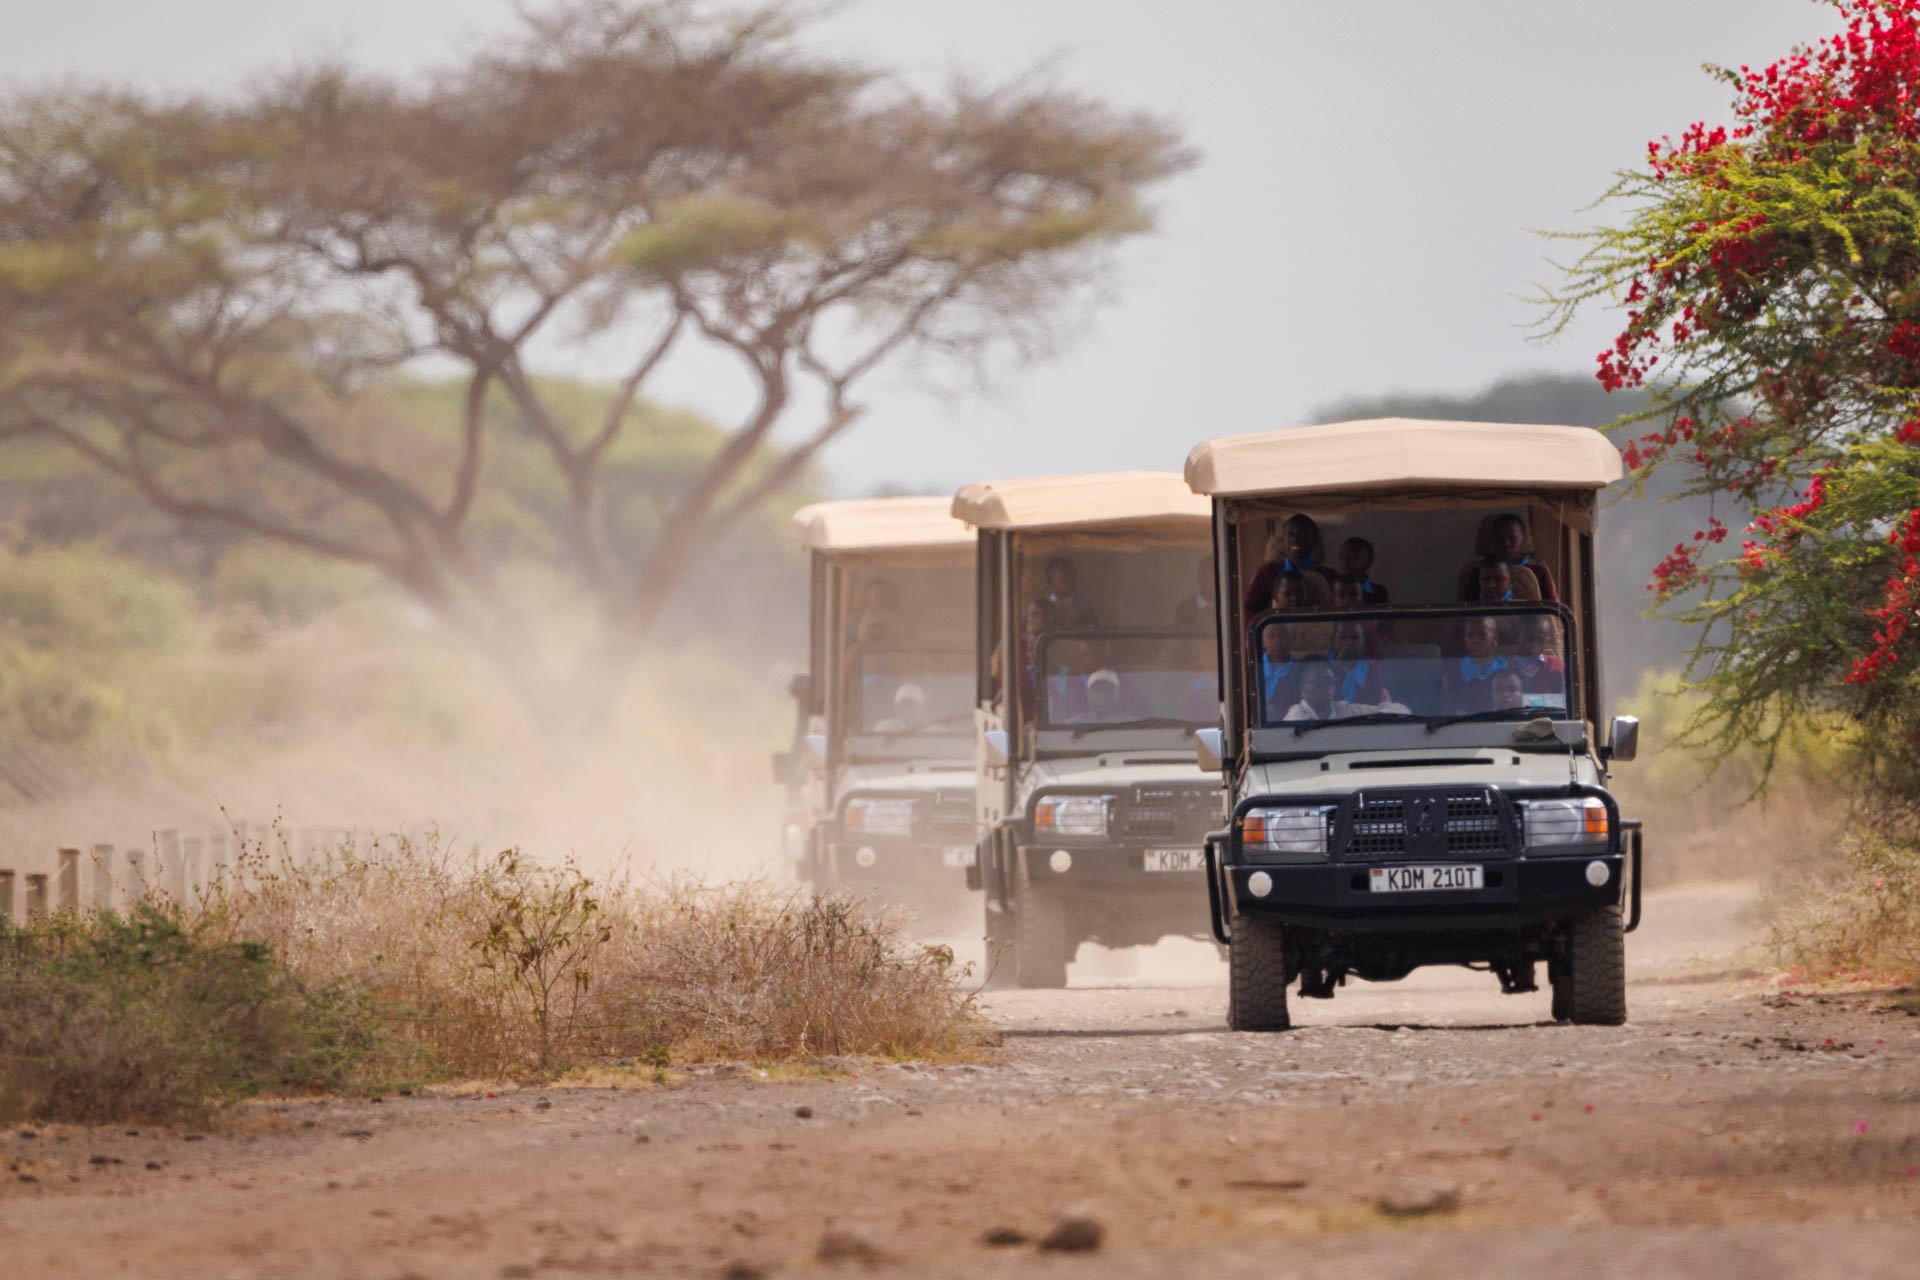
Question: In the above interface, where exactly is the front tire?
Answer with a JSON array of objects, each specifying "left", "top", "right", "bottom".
[
  {"left": 1227, "top": 913, "right": 1291, "bottom": 1031},
  {"left": 1014, "top": 884, "right": 1072, "bottom": 989},
  {"left": 1566, "top": 905, "right": 1627, "bottom": 1026}
]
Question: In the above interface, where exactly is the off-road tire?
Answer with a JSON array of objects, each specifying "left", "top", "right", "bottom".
[
  {"left": 1566, "top": 905, "right": 1627, "bottom": 1026},
  {"left": 1227, "top": 913, "right": 1291, "bottom": 1031},
  {"left": 1014, "top": 884, "right": 1072, "bottom": 989}
]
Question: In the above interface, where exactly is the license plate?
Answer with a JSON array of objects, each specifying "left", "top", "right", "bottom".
[
  {"left": 1144, "top": 848, "right": 1206, "bottom": 873},
  {"left": 942, "top": 846, "right": 977, "bottom": 868},
  {"left": 1369, "top": 864, "right": 1484, "bottom": 893}
]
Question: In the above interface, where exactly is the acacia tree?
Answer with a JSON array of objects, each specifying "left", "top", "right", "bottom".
[
  {"left": 1546, "top": 0, "right": 1920, "bottom": 787},
  {"left": 0, "top": 2, "right": 1190, "bottom": 720}
]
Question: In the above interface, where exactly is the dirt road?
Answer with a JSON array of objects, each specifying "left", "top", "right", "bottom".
[{"left": 4, "top": 885, "right": 1918, "bottom": 1278}]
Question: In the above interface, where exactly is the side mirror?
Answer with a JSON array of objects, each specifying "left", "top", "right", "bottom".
[
  {"left": 1606, "top": 715, "right": 1640, "bottom": 764},
  {"left": 788, "top": 672, "right": 812, "bottom": 703},
  {"left": 1194, "top": 727, "right": 1225, "bottom": 773},
  {"left": 983, "top": 728, "right": 1010, "bottom": 769}
]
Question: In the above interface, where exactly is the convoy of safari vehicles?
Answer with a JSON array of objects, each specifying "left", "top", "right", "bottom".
[
  {"left": 954, "top": 472, "right": 1221, "bottom": 987},
  {"left": 778, "top": 497, "right": 980, "bottom": 926},
  {"left": 781, "top": 418, "right": 1645, "bottom": 1027}
]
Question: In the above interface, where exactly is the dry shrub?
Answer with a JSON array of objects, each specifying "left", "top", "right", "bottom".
[
  {"left": 0, "top": 906, "right": 376, "bottom": 1124},
  {"left": 1768, "top": 817, "right": 1920, "bottom": 982},
  {"left": 209, "top": 833, "right": 991, "bottom": 1079}
]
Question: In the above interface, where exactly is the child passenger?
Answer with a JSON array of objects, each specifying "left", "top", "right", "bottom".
[
  {"left": 1329, "top": 621, "right": 1390, "bottom": 706},
  {"left": 1336, "top": 537, "right": 1391, "bottom": 605},
  {"left": 1489, "top": 669, "right": 1527, "bottom": 713},
  {"left": 1475, "top": 556, "right": 1516, "bottom": 604},
  {"left": 1258, "top": 620, "right": 1298, "bottom": 721},
  {"left": 1441, "top": 616, "right": 1510, "bottom": 712},
  {"left": 1243, "top": 514, "right": 1332, "bottom": 614},
  {"left": 1490, "top": 512, "right": 1558, "bottom": 602},
  {"left": 1513, "top": 614, "right": 1567, "bottom": 700}
]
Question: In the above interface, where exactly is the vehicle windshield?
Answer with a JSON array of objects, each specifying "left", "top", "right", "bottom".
[
  {"left": 852, "top": 647, "right": 974, "bottom": 735},
  {"left": 1034, "top": 630, "right": 1217, "bottom": 731},
  {"left": 1248, "top": 605, "right": 1575, "bottom": 729}
]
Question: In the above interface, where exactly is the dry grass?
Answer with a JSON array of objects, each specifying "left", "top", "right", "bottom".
[
  {"left": 1768, "top": 823, "right": 1920, "bottom": 982},
  {"left": 0, "top": 834, "right": 992, "bottom": 1124},
  {"left": 202, "top": 832, "right": 992, "bottom": 1077}
]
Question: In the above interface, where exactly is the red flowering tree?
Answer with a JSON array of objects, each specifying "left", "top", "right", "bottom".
[{"left": 1547, "top": 0, "right": 1920, "bottom": 783}]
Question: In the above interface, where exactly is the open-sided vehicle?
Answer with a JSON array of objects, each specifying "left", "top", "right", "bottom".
[
  {"left": 1183, "top": 419, "right": 1644, "bottom": 1029},
  {"left": 779, "top": 497, "right": 978, "bottom": 924},
  {"left": 956, "top": 471, "right": 1220, "bottom": 987}
]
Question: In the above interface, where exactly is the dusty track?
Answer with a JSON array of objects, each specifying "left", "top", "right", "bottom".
[{"left": 3, "top": 886, "right": 1917, "bottom": 1279}]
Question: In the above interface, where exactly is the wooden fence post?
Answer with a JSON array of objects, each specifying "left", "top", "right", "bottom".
[
  {"left": 25, "top": 874, "right": 49, "bottom": 922},
  {"left": 56, "top": 848, "right": 80, "bottom": 910},
  {"left": 0, "top": 869, "right": 14, "bottom": 926}
]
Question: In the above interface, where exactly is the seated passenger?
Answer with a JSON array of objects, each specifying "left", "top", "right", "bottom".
[
  {"left": 1491, "top": 512, "right": 1558, "bottom": 602},
  {"left": 1336, "top": 536, "right": 1391, "bottom": 605},
  {"left": 1171, "top": 554, "right": 1214, "bottom": 629},
  {"left": 1257, "top": 620, "right": 1298, "bottom": 721},
  {"left": 1271, "top": 570, "right": 1332, "bottom": 655},
  {"left": 1244, "top": 514, "right": 1333, "bottom": 614},
  {"left": 873, "top": 683, "right": 929, "bottom": 733},
  {"left": 1044, "top": 556, "right": 1099, "bottom": 628},
  {"left": 1456, "top": 513, "right": 1553, "bottom": 602},
  {"left": 1512, "top": 615, "right": 1568, "bottom": 701},
  {"left": 1282, "top": 660, "right": 1409, "bottom": 722},
  {"left": 1073, "top": 667, "right": 1125, "bottom": 724},
  {"left": 850, "top": 578, "right": 911, "bottom": 646},
  {"left": 1328, "top": 572, "right": 1362, "bottom": 611},
  {"left": 1489, "top": 669, "right": 1527, "bottom": 713},
  {"left": 1018, "top": 597, "right": 1054, "bottom": 720},
  {"left": 1474, "top": 555, "right": 1519, "bottom": 604},
  {"left": 1441, "top": 616, "right": 1511, "bottom": 712},
  {"left": 1329, "top": 621, "right": 1391, "bottom": 706}
]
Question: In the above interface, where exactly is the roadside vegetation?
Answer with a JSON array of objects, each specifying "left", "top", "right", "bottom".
[
  {"left": 0, "top": 836, "right": 992, "bottom": 1125},
  {"left": 1547, "top": 0, "right": 1920, "bottom": 981}
]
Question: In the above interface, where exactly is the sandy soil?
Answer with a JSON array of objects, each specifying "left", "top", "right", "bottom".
[{"left": 3, "top": 884, "right": 1917, "bottom": 1279}]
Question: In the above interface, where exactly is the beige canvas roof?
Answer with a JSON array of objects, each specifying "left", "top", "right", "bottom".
[
  {"left": 951, "top": 470, "right": 1211, "bottom": 531},
  {"left": 788, "top": 496, "right": 975, "bottom": 553},
  {"left": 1184, "top": 419, "right": 1624, "bottom": 498}
]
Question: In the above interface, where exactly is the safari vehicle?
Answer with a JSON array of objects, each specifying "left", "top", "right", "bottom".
[
  {"left": 1183, "top": 419, "right": 1644, "bottom": 1030},
  {"left": 778, "top": 497, "right": 978, "bottom": 925},
  {"left": 956, "top": 471, "right": 1220, "bottom": 987}
]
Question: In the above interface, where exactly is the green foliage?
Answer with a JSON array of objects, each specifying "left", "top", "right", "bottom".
[
  {"left": 0, "top": 543, "right": 193, "bottom": 654},
  {"left": 0, "top": 905, "right": 379, "bottom": 1124},
  {"left": 211, "top": 544, "right": 378, "bottom": 625}
]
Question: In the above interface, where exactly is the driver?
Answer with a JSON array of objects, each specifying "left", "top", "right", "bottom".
[
  {"left": 873, "top": 682, "right": 929, "bottom": 733},
  {"left": 1281, "top": 660, "right": 1409, "bottom": 722}
]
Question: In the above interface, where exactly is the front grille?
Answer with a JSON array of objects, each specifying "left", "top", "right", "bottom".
[
  {"left": 926, "top": 793, "right": 975, "bottom": 841},
  {"left": 1336, "top": 787, "right": 1515, "bottom": 861},
  {"left": 1117, "top": 786, "right": 1220, "bottom": 842}
]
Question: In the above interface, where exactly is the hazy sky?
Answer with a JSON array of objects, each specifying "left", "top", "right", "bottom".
[{"left": 3, "top": 0, "right": 1830, "bottom": 494}]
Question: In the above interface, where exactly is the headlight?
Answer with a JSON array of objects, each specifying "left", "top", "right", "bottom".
[
  {"left": 1241, "top": 805, "right": 1332, "bottom": 861},
  {"left": 843, "top": 797, "right": 916, "bottom": 837},
  {"left": 1521, "top": 797, "right": 1610, "bottom": 851},
  {"left": 1034, "top": 794, "right": 1111, "bottom": 837}
]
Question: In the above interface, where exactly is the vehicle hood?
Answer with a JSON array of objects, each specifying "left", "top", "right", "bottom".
[
  {"left": 835, "top": 761, "right": 975, "bottom": 800},
  {"left": 1019, "top": 753, "right": 1217, "bottom": 807},
  {"left": 1238, "top": 748, "right": 1601, "bottom": 801}
]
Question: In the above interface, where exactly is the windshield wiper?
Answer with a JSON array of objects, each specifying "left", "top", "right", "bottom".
[
  {"left": 1289, "top": 710, "right": 1421, "bottom": 737},
  {"left": 1424, "top": 708, "right": 1540, "bottom": 733},
  {"left": 1066, "top": 717, "right": 1200, "bottom": 740}
]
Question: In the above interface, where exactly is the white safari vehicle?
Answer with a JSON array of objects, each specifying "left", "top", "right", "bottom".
[
  {"left": 1183, "top": 420, "right": 1644, "bottom": 1030},
  {"left": 778, "top": 497, "right": 979, "bottom": 923},
  {"left": 957, "top": 471, "right": 1222, "bottom": 987}
]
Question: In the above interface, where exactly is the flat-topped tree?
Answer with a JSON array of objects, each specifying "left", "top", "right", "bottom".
[{"left": 0, "top": 1, "right": 1190, "bottom": 725}]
